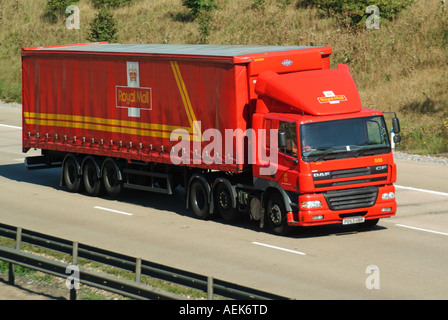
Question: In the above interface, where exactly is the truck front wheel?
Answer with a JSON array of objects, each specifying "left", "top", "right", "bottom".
[
  {"left": 215, "top": 183, "right": 237, "bottom": 221},
  {"left": 189, "top": 180, "right": 210, "bottom": 220},
  {"left": 266, "top": 193, "right": 292, "bottom": 236}
]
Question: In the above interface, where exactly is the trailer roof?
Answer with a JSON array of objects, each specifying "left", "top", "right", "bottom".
[{"left": 30, "top": 43, "right": 321, "bottom": 57}]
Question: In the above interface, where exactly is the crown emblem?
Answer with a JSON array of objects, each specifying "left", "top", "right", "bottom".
[{"left": 129, "top": 66, "right": 138, "bottom": 82}]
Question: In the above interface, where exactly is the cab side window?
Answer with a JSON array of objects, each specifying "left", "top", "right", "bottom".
[{"left": 279, "top": 121, "right": 297, "bottom": 157}]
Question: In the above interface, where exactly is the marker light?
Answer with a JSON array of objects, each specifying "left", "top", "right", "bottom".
[
  {"left": 382, "top": 192, "right": 395, "bottom": 200},
  {"left": 301, "top": 201, "right": 322, "bottom": 209}
]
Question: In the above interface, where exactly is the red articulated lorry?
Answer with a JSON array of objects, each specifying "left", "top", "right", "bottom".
[{"left": 22, "top": 43, "right": 400, "bottom": 235}]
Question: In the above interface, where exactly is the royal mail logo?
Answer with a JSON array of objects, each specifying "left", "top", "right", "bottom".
[
  {"left": 116, "top": 61, "right": 152, "bottom": 117},
  {"left": 116, "top": 86, "right": 152, "bottom": 109},
  {"left": 317, "top": 90, "right": 347, "bottom": 104}
]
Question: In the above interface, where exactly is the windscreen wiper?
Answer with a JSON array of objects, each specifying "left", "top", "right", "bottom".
[
  {"left": 310, "top": 150, "right": 345, "bottom": 162},
  {"left": 355, "top": 146, "right": 390, "bottom": 157}
]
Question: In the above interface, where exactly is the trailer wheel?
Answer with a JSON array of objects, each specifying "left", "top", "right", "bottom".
[
  {"left": 189, "top": 180, "right": 210, "bottom": 220},
  {"left": 102, "top": 160, "right": 123, "bottom": 196},
  {"left": 215, "top": 183, "right": 237, "bottom": 221},
  {"left": 266, "top": 193, "right": 291, "bottom": 236},
  {"left": 83, "top": 160, "right": 104, "bottom": 196},
  {"left": 63, "top": 156, "right": 82, "bottom": 193}
]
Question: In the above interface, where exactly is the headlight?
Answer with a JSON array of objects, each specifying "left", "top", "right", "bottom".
[
  {"left": 382, "top": 192, "right": 395, "bottom": 200},
  {"left": 301, "top": 201, "right": 322, "bottom": 209}
]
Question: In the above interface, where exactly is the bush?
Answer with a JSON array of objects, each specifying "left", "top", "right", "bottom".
[
  {"left": 182, "top": 0, "right": 217, "bottom": 17},
  {"left": 88, "top": 9, "right": 118, "bottom": 43},
  {"left": 304, "top": 0, "right": 414, "bottom": 28},
  {"left": 91, "top": 0, "right": 134, "bottom": 8},
  {"left": 45, "top": 0, "right": 79, "bottom": 23},
  {"left": 181, "top": 0, "right": 217, "bottom": 43},
  {"left": 197, "top": 12, "right": 213, "bottom": 43}
]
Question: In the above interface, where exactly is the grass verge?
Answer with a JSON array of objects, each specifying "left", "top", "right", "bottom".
[{"left": 0, "top": 237, "right": 209, "bottom": 300}]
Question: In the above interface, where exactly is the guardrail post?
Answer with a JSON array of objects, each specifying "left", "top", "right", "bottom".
[
  {"left": 16, "top": 227, "right": 22, "bottom": 251},
  {"left": 72, "top": 241, "right": 78, "bottom": 265},
  {"left": 8, "top": 227, "right": 22, "bottom": 285},
  {"left": 8, "top": 262, "right": 15, "bottom": 285},
  {"left": 135, "top": 258, "right": 142, "bottom": 283},
  {"left": 70, "top": 241, "right": 78, "bottom": 300},
  {"left": 207, "top": 276, "right": 214, "bottom": 300}
]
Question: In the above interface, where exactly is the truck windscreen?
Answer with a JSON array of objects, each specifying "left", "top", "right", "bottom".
[{"left": 300, "top": 116, "right": 391, "bottom": 162}]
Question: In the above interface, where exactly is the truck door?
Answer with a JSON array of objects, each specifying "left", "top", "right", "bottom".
[
  {"left": 276, "top": 120, "right": 299, "bottom": 190},
  {"left": 256, "top": 117, "right": 299, "bottom": 190}
]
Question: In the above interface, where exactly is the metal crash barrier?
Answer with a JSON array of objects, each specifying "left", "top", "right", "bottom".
[{"left": 0, "top": 223, "right": 289, "bottom": 300}]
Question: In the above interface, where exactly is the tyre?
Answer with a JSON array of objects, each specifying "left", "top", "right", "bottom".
[
  {"left": 215, "top": 183, "right": 237, "bottom": 221},
  {"left": 189, "top": 179, "right": 210, "bottom": 220},
  {"left": 83, "top": 159, "right": 104, "bottom": 196},
  {"left": 266, "top": 193, "right": 292, "bottom": 236},
  {"left": 63, "top": 156, "right": 82, "bottom": 193},
  {"left": 102, "top": 159, "right": 123, "bottom": 196}
]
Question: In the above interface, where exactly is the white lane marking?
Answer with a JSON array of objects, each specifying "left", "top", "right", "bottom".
[
  {"left": 395, "top": 185, "right": 448, "bottom": 197},
  {"left": 252, "top": 241, "right": 306, "bottom": 256},
  {"left": 94, "top": 206, "right": 133, "bottom": 216},
  {"left": 395, "top": 224, "right": 448, "bottom": 237},
  {"left": 0, "top": 124, "right": 22, "bottom": 129}
]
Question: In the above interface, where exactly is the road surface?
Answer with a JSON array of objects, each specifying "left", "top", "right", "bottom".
[{"left": 0, "top": 104, "right": 447, "bottom": 299}]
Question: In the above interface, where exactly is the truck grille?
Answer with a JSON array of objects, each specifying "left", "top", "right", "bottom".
[
  {"left": 323, "top": 186, "right": 379, "bottom": 211},
  {"left": 313, "top": 165, "right": 388, "bottom": 188}
]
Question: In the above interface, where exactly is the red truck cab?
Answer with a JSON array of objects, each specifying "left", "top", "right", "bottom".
[{"left": 251, "top": 64, "right": 398, "bottom": 234}]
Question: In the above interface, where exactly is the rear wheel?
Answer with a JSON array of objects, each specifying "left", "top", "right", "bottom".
[
  {"left": 102, "top": 160, "right": 123, "bottom": 196},
  {"left": 189, "top": 179, "right": 210, "bottom": 220},
  {"left": 63, "top": 156, "right": 82, "bottom": 193},
  {"left": 83, "top": 160, "right": 104, "bottom": 196},
  {"left": 266, "top": 193, "right": 292, "bottom": 236}
]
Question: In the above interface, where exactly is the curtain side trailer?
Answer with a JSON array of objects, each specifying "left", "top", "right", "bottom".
[{"left": 22, "top": 43, "right": 399, "bottom": 235}]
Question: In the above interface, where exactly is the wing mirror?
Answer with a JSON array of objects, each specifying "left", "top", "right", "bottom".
[
  {"left": 392, "top": 117, "right": 400, "bottom": 134},
  {"left": 278, "top": 131, "right": 287, "bottom": 148}
]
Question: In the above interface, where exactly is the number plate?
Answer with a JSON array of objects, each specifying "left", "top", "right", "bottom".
[{"left": 342, "top": 217, "right": 365, "bottom": 225}]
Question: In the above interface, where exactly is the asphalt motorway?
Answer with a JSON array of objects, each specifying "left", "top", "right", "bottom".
[{"left": 0, "top": 104, "right": 447, "bottom": 300}]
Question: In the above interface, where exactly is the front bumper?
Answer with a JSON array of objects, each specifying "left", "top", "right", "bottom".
[{"left": 287, "top": 184, "right": 397, "bottom": 227}]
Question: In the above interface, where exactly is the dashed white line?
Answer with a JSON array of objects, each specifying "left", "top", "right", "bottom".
[
  {"left": 94, "top": 206, "right": 133, "bottom": 216},
  {"left": 395, "top": 185, "right": 448, "bottom": 197},
  {"left": 395, "top": 224, "right": 448, "bottom": 237},
  {"left": 252, "top": 241, "right": 306, "bottom": 256},
  {"left": 0, "top": 124, "right": 22, "bottom": 130},
  {"left": 394, "top": 185, "right": 448, "bottom": 236}
]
